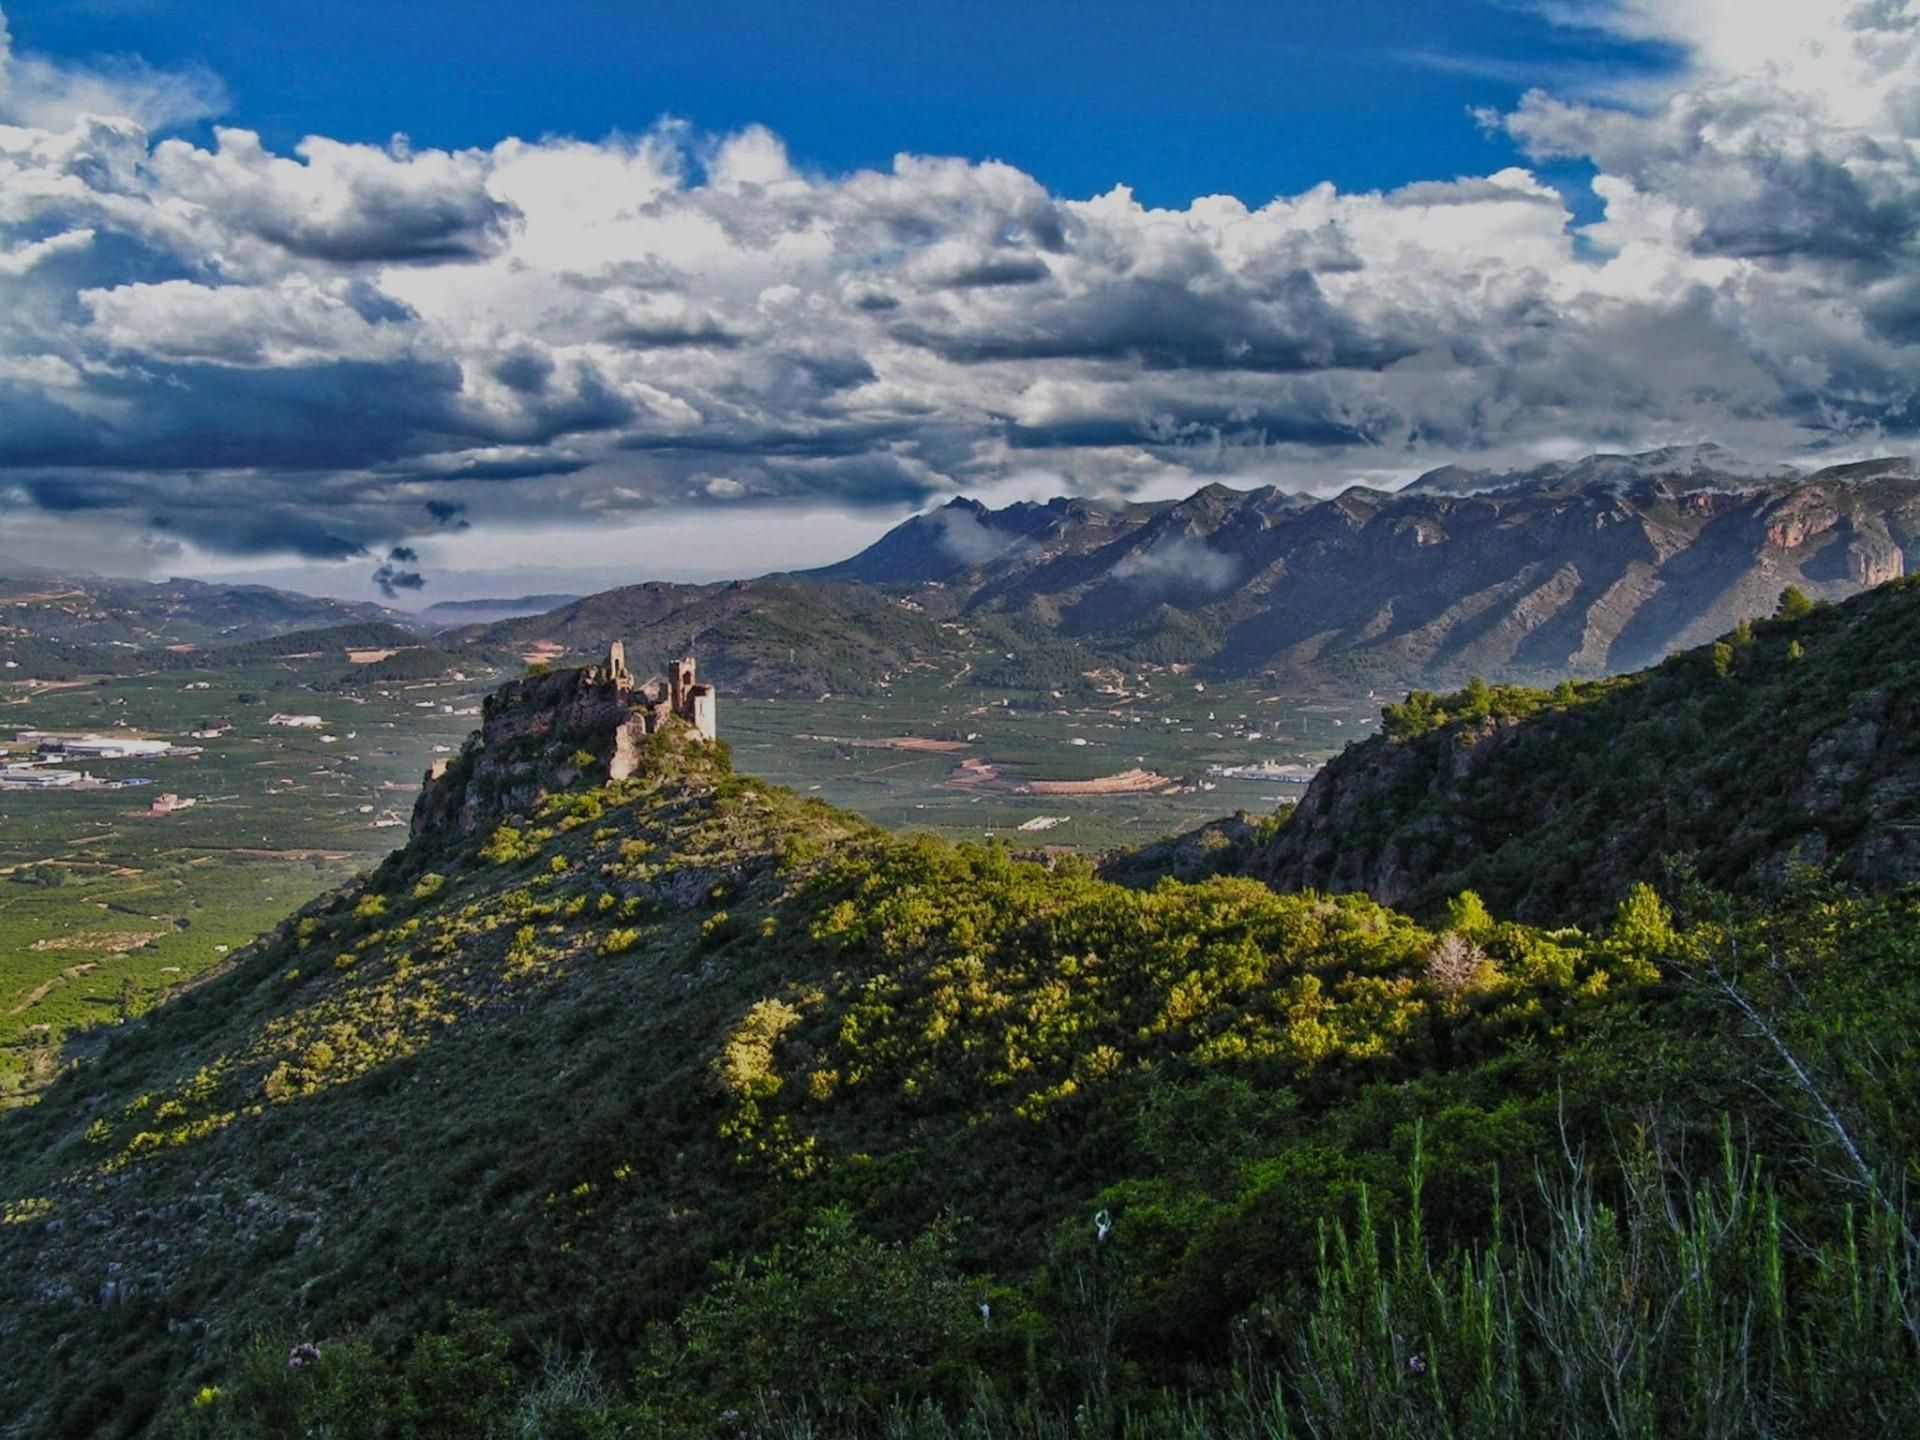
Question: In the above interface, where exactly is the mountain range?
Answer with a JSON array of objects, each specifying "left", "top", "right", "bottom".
[
  {"left": 8, "top": 448, "right": 1920, "bottom": 705},
  {"left": 453, "top": 446, "right": 1920, "bottom": 696}
]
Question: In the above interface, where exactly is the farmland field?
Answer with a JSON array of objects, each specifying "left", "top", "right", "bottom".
[
  {"left": 0, "top": 659, "right": 494, "bottom": 1101},
  {"left": 719, "top": 666, "right": 1377, "bottom": 848}
]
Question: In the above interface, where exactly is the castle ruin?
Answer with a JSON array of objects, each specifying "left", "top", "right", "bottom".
[
  {"left": 593, "top": 643, "right": 717, "bottom": 780},
  {"left": 411, "top": 643, "right": 721, "bottom": 840}
]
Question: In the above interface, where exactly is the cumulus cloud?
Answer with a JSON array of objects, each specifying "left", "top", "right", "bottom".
[
  {"left": 0, "top": 9, "right": 225, "bottom": 132},
  {"left": 2, "top": 0, "right": 1918, "bottom": 569}
]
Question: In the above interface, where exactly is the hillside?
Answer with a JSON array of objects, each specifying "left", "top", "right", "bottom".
[
  {"left": 0, "top": 571, "right": 406, "bottom": 651},
  {"left": 1253, "top": 579, "right": 1920, "bottom": 922},
  {"left": 4, "top": 651, "right": 1920, "bottom": 1436},
  {"left": 458, "top": 450, "right": 1920, "bottom": 699},
  {"left": 455, "top": 574, "right": 970, "bottom": 695}
]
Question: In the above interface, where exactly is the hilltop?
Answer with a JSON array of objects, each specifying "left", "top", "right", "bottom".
[
  {"left": 4, "top": 636, "right": 1920, "bottom": 1436},
  {"left": 449, "top": 575, "right": 966, "bottom": 696},
  {"left": 1251, "top": 578, "right": 1920, "bottom": 922}
]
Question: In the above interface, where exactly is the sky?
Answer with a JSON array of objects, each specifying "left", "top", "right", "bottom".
[{"left": 0, "top": 0, "right": 1916, "bottom": 602}]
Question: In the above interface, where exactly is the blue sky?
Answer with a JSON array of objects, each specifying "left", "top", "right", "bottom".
[
  {"left": 6, "top": 0, "right": 1667, "bottom": 209},
  {"left": 0, "top": 0, "right": 1915, "bottom": 600}
]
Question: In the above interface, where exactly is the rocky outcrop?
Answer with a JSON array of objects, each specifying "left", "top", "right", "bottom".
[
  {"left": 409, "top": 652, "right": 713, "bottom": 845},
  {"left": 1253, "top": 577, "right": 1920, "bottom": 923},
  {"left": 1255, "top": 716, "right": 1532, "bottom": 908}
]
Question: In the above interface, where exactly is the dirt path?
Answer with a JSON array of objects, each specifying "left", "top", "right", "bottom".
[{"left": 8, "top": 962, "right": 100, "bottom": 1016}]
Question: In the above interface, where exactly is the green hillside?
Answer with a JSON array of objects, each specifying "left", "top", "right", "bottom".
[
  {"left": 3, "top": 644, "right": 1918, "bottom": 1436},
  {"left": 1256, "top": 580, "right": 1920, "bottom": 922},
  {"left": 457, "top": 576, "right": 971, "bottom": 696}
]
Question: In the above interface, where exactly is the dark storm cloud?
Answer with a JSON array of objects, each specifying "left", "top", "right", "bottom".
[
  {"left": 891, "top": 271, "right": 1421, "bottom": 372},
  {"left": 371, "top": 561, "right": 426, "bottom": 597}
]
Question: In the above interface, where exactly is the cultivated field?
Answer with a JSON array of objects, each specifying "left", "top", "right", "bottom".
[
  {"left": 722, "top": 667, "right": 1378, "bottom": 848},
  {"left": 0, "top": 660, "right": 492, "bottom": 1101}
]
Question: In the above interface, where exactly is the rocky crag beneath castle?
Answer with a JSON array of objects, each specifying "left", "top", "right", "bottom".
[{"left": 411, "top": 646, "right": 717, "bottom": 843}]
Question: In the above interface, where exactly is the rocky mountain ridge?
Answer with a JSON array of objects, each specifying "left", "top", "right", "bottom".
[
  {"left": 459, "top": 447, "right": 1920, "bottom": 697},
  {"left": 1250, "top": 576, "right": 1920, "bottom": 921}
]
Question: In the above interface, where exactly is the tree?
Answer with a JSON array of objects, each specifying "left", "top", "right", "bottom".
[
  {"left": 1777, "top": 586, "right": 1816, "bottom": 620},
  {"left": 1462, "top": 675, "right": 1493, "bottom": 720}
]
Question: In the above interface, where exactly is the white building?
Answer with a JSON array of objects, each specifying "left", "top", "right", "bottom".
[
  {"left": 18, "top": 731, "right": 171, "bottom": 760},
  {"left": 267, "top": 713, "right": 324, "bottom": 729},
  {"left": 57, "top": 736, "right": 172, "bottom": 759},
  {"left": 0, "top": 765, "right": 80, "bottom": 788}
]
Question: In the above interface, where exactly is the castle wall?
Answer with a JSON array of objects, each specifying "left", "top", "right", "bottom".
[{"left": 689, "top": 687, "right": 717, "bottom": 743}]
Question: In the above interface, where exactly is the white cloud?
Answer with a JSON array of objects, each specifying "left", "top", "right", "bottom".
[
  {"left": 0, "top": 9, "right": 225, "bottom": 133},
  {"left": 0, "top": 0, "right": 1916, "bottom": 572}
]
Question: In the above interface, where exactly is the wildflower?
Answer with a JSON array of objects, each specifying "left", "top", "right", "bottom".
[
  {"left": 1408, "top": 1353, "right": 1427, "bottom": 1375},
  {"left": 1093, "top": 1208, "right": 1112, "bottom": 1242},
  {"left": 287, "top": 1342, "right": 321, "bottom": 1371},
  {"left": 719, "top": 1410, "right": 739, "bottom": 1424}
]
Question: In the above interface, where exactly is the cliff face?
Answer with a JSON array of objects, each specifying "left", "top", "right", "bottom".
[
  {"left": 1254, "top": 577, "right": 1920, "bottom": 922},
  {"left": 1254, "top": 714, "right": 1532, "bottom": 909}
]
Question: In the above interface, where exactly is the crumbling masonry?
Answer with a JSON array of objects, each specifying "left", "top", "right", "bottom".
[
  {"left": 598, "top": 643, "right": 717, "bottom": 782},
  {"left": 410, "top": 644, "right": 720, "bottom": 841}
]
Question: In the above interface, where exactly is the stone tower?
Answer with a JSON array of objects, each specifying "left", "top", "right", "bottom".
[
  {"left": 606, "top": 641, "right": 632, "bottom": 691},
  {"left": 669, "top": 656, "right": 697, "bottom": 714},
  {"left": 667, "top": 655, "right": 716, "bottom": 742}
]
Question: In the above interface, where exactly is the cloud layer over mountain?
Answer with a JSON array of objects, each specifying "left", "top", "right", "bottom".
[{"left": 1, "top": 0, "right": 1916, "bottom": 570}]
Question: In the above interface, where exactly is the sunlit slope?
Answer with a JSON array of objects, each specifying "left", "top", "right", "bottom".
[
  {"left": 0, "top": 706, "right": 1663, "bottom": 1435},
  {"left": 1257, "top": 577, "right": 1920, "bottom": 920}
]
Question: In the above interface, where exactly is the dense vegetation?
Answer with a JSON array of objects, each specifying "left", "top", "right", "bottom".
[
  {"left": 4, "top": 634, "right": 1918, "bottom": 1436},
  {"left": 1259, "top": 580, "right": 1920, "bottom": 921}
]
